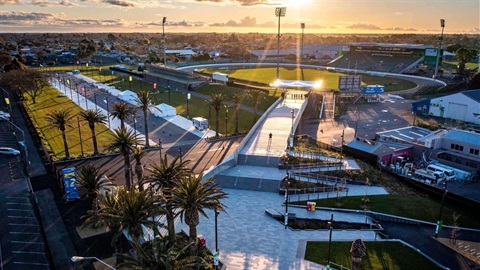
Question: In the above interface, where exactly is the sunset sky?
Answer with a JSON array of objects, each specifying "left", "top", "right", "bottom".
[{"left": 1, "top": 0, "right": 478, "bottom": 34}]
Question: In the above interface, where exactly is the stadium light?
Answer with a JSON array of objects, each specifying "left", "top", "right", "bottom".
[
  {"left": 434, "top": 19, "right": 445, "bottom": 80},
  {"left": 275, "top": 7, "right": 287, "bottom": 81},
  {"left": 301, "top": 23, "right": 305, "bottom": 62},
  {"left": 312, "top": 81, "right": 322, "bottom": 90}
]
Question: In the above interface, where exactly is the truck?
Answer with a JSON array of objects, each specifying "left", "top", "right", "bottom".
[
  {"left": 430, "top": 163, "right": 475, "bottom": 182},
  {"left": 192, "top": 117, "right": 208, "bottom": 130},
  {"left": 212, "top": 72, "right": 229, "bottom": 83},
  {"left": 413, "top": 169, "right": 445, "bottom": 184}
]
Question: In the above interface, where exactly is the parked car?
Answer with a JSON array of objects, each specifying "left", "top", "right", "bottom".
[{"left": 0, "top": 147, "right": 20, "bottom": 156}]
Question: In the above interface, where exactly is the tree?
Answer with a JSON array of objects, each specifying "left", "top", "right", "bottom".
[
  {"left": 77, "top": 39, "right": 97, "bottom": 61},
  {"left": 246, "top": 89, "right": 266, "bottom": 124},
  {"left": 0, "top": 51, "right": 11, "bottom": 71},
  {"left": 133, "top": 147, "right": 146, "bottom": 191},
  {"left": 135, "top": 90, "right": 155, "bottom": 148},
  {"left": 455, "top": 47, "right": 478, "bottom": 74},
  {"left": 231, "top": 93, "right": 241, "bottom": 135},
  {"left": 45, "top": 110, "right": 73, "bottom": 158},
  {"left": 143, "top": 155, "right": 191, "bottom": 249},
  {"left": 111, "top": 101, "right": 136, "bottom": 129},
  {"left": 350, "top": 238, "right": 366, "bottom": 270},
  {"left": 172, "top": 174, "right": 228, "bottom": 256},
  {"left": 207, "top": 93, "right": 225, "bottom": 138},
  {"left": 1, "top": 69, "right": 48, "bottom": 103},
  {"left": 106, "top": 128, "right": 143, "bottom": 189},
  {"left": 76, "top": 164, "right": 116, "bottom": 211},
  {"left": 79, "top": 109, "right": 107, "bottom": 156},
  {"left": 83, "top": 187, "right": 164, "bottom": 247}
]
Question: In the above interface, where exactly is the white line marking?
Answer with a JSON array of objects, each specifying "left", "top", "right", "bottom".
[
  {"left": 13, "top": 262, "right": 49, "bottom": 266},
  {"left": 8, "top": 223, "right": 38, "bottom": 227},
  {"left": 12, "top": 251, "right": 45, "bottom": 255},
  {"left": 10, "top": 241, "right": 43, "bottom": 244}
]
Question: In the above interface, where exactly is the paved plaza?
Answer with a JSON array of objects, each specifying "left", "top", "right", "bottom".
[{"left": 179, "top": 188, "right": 385, "bottom": 270}]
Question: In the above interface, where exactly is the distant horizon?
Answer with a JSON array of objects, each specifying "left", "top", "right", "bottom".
[{"left": 1, "top": 0, "right": 478, "bottom": 35}]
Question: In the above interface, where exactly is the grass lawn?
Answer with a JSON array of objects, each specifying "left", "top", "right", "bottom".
[
  {"left": 291, "top": 195, "right": 480, "bottom": 229},
  {"left": 305, "top": 241, "right": 441, "bottom": 270},
  {"left": 444, "top": 61, "right": 479, "bottom": 71},
  {"left": 197, "top": 67, "right": 417, "bottom": 91},
  {"left": 26, "top": 86, "right": 114, "bottom": 160}
]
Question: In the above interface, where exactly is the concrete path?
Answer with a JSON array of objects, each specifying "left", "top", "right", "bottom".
[{"left": 178, "top": 185, "right": 389, "bottom": 270}]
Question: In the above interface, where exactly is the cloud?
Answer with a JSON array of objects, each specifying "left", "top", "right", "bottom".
[
  {"left": 194, "top": 0, "right": 273, "bottom": 6},
  {"left": 102, "top": 0, "right": 134, "bottom": 7},
  {"left": 30, "top": 0, "right": 74, "bottom": 7},
  {"left": 0, "top": 11, "right": 131, "bottom": 27},
  {"left": 0, "top": 0, "right": 20, "bottom": 4},
  {"left": 346, "top": 23, "right": 381, "bottom": 30},
  {"left": 384, "top": 27, "right": 417, "bottom": 31},
  {"left": 0, "top": 11, "right": 60, "bottom": 22},
  {"left": 395, "top": 12, "right": 402, "bottom": 15}
]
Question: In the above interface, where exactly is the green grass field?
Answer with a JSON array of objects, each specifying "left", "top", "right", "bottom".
[
  {"left": 305, "top": 241, "right": 441, "bottom": 270},
  {"left": 26, "top": 86, "right": 114, "bottom": 159},
  {"left": 444, "top": 61, "right": 479, "bottom": 71},
  {"left": 198, "top": 67, "right": 417, "bottom": 92},
  {"left": 291, "top": 195, "right": 480, "bottom": 229}
]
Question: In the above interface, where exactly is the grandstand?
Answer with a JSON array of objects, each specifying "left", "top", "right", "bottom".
[
  {"left": 143, "top": 64, "right": 209, "bottom": 91},
  {"left": 328, "top": 43, "right": 432, "bottom": 74}
]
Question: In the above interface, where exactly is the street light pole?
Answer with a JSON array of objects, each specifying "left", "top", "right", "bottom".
[
  {"left": 77, "top": 117, "right": 84, "bottom": 156},
  {"left": 214, "top": 208, "right": 219, "bottom": 269},
  {"left": 327, "top": 214, "right": 334, "bottom": 269},
  {"left": 71, "top": 256, "right": 116, "bottom": 270},
  {"left": 275, "top": 7, "right": 287, "bottom": 81},
  {"left": 434, "top": 19, "right": 445, "bottom": 80},
  {"left": 224, "top": 105, "right": 228, "bottom": 136},
  {"left": 435, "top": 181, "right": 448, "bottom": 238},
  {"left": 178, "top": 147, "right": 183, "bottom": 163},
  {"left": 159, "top": 139, "right": 162, "bottom": 162},
  {"left": 301, "top": 23, "right": 305, "bottom": 62},
  {"left": 186, "top": 92, "right": 191, "bottom": 119}
]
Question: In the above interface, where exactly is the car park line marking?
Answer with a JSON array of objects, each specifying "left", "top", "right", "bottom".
[
  {"left": 10, "top": 232, "right": 40, "bottom": 235},
  {"left": 7, "top": 209, "right": 33, "bottom": 211},
  {"left": 6, "top": 202, "right": 30, "bottom": 205},
  {"left": 10, "top": 241, "right": 43, "bottom": 244},
  {"left": 13, "top": 262, "right": 49, "bottom": 266},
  {"left": 12, "top": 251, "right": 45, "bottom": 255},
  {"left": 9, "top": 223, "right": 38, "bottom": 227},
  {"left": 7, "top": 216, "right": 35, "bottom": 219}
]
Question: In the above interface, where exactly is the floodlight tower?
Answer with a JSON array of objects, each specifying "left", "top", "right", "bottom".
[
  {"left": 163, "top": 17, "right": 167, "bottom": 67},
  {"left": 434, "top": 19, "right": 445, "bottom": 80},
  {"left": 275, "top": 7, "right": 287, "bottom": 81},
  {"left": 301, "top": 23, "right": 305, "bottom": 62}
]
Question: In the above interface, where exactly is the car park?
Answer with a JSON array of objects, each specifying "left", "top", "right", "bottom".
[{"left": 0, "top": 147, "right": 20, "bottom": 156}]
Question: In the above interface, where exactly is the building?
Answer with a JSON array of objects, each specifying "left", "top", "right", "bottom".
[
  {"left": 412, "top": 89, "right": 480, "bottom": 125},
  {"left": 435, "top": 129, "right": 480, "bottom": 175}
]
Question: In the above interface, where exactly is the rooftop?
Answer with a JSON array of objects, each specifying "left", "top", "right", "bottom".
[
  {"left": 376, "top": 126, "right": 433, "bottom": 143},
  {"left": 443, "top": 129, "right": 480, "bottom": 146}
]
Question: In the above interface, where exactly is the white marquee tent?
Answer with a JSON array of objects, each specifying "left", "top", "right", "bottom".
[
  {"left": 118, "top": 90, "right": 139, "bottom": 106},
  {"left": 151, "top": 103, "right": 176, "bottom": 117}
]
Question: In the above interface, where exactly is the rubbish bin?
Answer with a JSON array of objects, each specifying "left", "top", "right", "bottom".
[
  {"left": 311, "top": 202, "right": 316, "bottom": 212},
  {"left": 306, "top": 202, "right": 312, "bottom": 211}
]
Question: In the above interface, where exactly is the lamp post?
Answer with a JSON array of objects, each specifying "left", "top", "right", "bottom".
[
  {"left": 159, "top": 139, "right": 163, "bottom": 162},
  {"left": 435, "top": 181, "right": 448, "bottom": 238},
  {"left": 94, "top": 92, "right": 98, "bottom": 111},
  {"left": 178, "top": 147, "right": 183, "bottom": 163},
  {"left": 129, "top": 76, "right": 132, "bottom": 90},
  {"left": 290, "top": 109, "right": 294, "bottom": 149},
  {"left": 83, "top": 87, "right": 89, "bottom": 110},
  {"left": 186, "top": 92, "right": 191, "bottom": 119},
  {"left": 275, "top": 7, "right": 287, "bottom": 81},
  {"left": 214, "top": 208, "right": 220, "bottom": 270},
  {"left": 224, "top": 105, "right": 228, "bottom": 136},
  {"left": 300, "top": 23, "right": 305, "bottom": 62},
  {"left": 76, "top": 83, "right": 80, "bottom": 105},
  {"left": 434, "top": 19, "right": 445, "bottom": 80},
  {"left": 327, "top": 214, "right": 334, "bottom": 269},
  {"left": 104, "top": 98, "right": 110, "bottom": 128},
  {"left": 71, "top": 256, "right": 116, "bottom": 270},
  {"left": 133, "top": 113, "right": 137, "bottom": 147},
  {"left": 163, "top": 17, "right": 167, "bottom": 67},
  {"left": 77, "top": 117, "right": 84, "bottom": 156},
  {"left": 283, "top": 171, "right": 289, "bottom": 229},
  {"left": 205, "top": 100, "right": 211, "bottom": 128},
  {"left": 168, "top": 85, "right": 171, "bottom": 104}
]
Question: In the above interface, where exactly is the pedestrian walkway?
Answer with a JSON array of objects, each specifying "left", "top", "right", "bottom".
[
  {"left": 50, "top": 75, "right": 216, "bottom": 147},
  {"left": 178, "top": 188, "right": 381, "bottom": 270}
]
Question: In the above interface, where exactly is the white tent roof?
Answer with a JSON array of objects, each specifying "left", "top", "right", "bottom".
[
  {"left": 272, "top": 79, "right": 322, "bottom": 88},
  {"left": 151, "top": 103, "right": 176, "bottom": 117},
  {"left": 118, "top": 90, "right": 137, "bottom": 100}
]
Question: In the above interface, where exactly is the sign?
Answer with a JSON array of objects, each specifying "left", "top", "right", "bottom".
[
  {"left": 361, "top": 85, "right": 385, "bottom": 94},
  {"left": 62, "top": 167, "right": 80, "bottom": 201},
  {"left": 213, "top": 252, "right": 219, "bottom": 266},
  {"left": 338, "top": 75, "right": 362, "bottom": 92}
]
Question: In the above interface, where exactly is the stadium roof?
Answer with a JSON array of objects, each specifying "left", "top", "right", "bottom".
[{"left": 347, "top": 42, "right": 434, "bottom": 50}]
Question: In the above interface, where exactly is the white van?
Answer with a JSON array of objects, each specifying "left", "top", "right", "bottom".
[{"left": 426, "top": 164, "right": 456, "bottom": 181}]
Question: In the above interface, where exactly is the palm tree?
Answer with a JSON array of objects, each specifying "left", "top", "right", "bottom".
[
  {"left": 172, "top": 174, "right": 228, "bottom": 256},
  {"left": 45, "top": 110, "right": 73, "bottom": 158},
  {"left": 246, "top": 89, "right": 266, "bottom": 124},
  {"left": 83, "top": 187, "right": 164, "bottom": 247},
  {"left": 76, "top": 164, "right": 116, "bottom": 211},
  {"left": 208, "top": 93, "right": 224, "bottom": 138},
  {"left": 116, "top": 235, "right": 200, "bottom": 270},
  {"left": 111, "top": 101, "right": 135, "bottom": 129},
  {"left": 79, "top": 109, "right": 107, "bottom": 155},
  {"left": 231, "top": 93, "right": 241, "bottom": 135},
  {"left": 133, "top": 147, "right": 146, "bottom": 191},
  {"left": 142, "top": 155, "right": 191, "bottom": 248},
  {"left": 135, "top": 90, "right": 155, "bottom": 148},
  {"left": 106, "top": 128, "right": 143, "bottom": 189}
]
